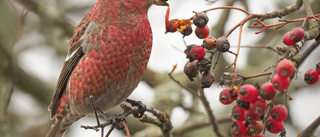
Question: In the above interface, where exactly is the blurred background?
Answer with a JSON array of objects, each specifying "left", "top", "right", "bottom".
[{"left": 1, "top": 0, "right": 320, "bottom": 136}]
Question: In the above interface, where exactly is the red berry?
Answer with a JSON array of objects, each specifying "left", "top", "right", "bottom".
[
  {"left": 266, "top": 117, "right": 284, "bottom": 134},
  {"left": 195, "top": 25, "right": 210, "bottom": 39},
  {"left": 249, "top": 97, "right": 267, "bottom": 114},
  {"left": 283, "top": 32, "right": 296, "bottom": 46},
  {"left": 192, "top": 11, "right": 209, "bottom": 28},
  {"left": 231, "top": 120, "right": 247, "bottom": 137},
  {"left": 276, "top": 59, "right": 295, "bottom": 78},
  {"left": 216, "top": 37, "right": 230, "bottom": 52},
  {"left": 247, "top": 121, "right": 264, "bottom": 136},
  {"left": 238, "top": 84, "right": 259, "bottom": 102},
  {"left": 219, "top": 88, "right": 236, "bottom": 105},
  {"left": 270, "top": 105, "right": 288, "bottom": 122},
  {"left": 316, "top": 62, "right": 320, "bottom": 75},
  {"left": 232, "top": 104, "right": 245, "bottom": 121},
  {"left": 304, "top": 69, "right": 319, "bottom": 85},
  {"left": 271, "top": 74, "right": 290, "bottom": 91},
  {"left": 259, "top": 82, "right": 276, "bottom": 100},
  {"left": 165, "top": 7, "right": 178, "bottom": 33},
  {"left": 290, "top": 27, "right": 305, "bottom": 42},
  {"left": 244, "top": 109, "right": 261, "bottom": 123},
  {"left": 190, "top": 45, "right": 206, "bottom": 60}
]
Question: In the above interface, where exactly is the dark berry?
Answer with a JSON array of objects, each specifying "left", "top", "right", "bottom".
[
  {"left": 192, "top": 11, "right": 209, "bottom": 28},
  {"left": 201, "top": 71, "right": 215, "bottom": 88},
  {"left": 270, "top": 105, "right": 288, "bottom": 122},
  {"left": 283, "top": 32, "right": 296, "bottom": 46},
  {"left": 196, "top": 57, "right": 212, "bottom": 73},
  {"left": 231, "top": 104, "right": 245, "bottom": 121},
  {"left": 276, "top": 59, "right": 295, "bottom": 78},
  {"left": 238, "top": 84, "right": 259, "bottom": 102},
  {"left": 259, "top": 82, "right": 276, "bottom": 100},
  {"left": 266, "top": 117, "right": 284, "bottom": 134},
  {"left": 195, "top": 25, "right": 210, "bottom": 39},
  {"left": 184, "top": 60, "right": 199, "bottom": 81},
  {"left": 236, "top": 97, "right": 249, "bottom": 109},
  {"left": 247, "top": 121, "right": 264, "bottom": 136},
  {"left": 230, "top": 120, "right": 247, "bottom": 137},
  {"left": 249, "top": 97, "right": 267, "bottom": 114},
  {"left": 190, "top": 45, "right": 206, "bottom": 60},
  {"left": 203, "top": 36, "right": 216, "bottom": 50},
  {"left": 290, "top": 27, "right": 305, "bottom": 42},
  {"left": 184, "top": 44, "right": 196, "bottom": 61},
  {"left": 216, "top": 37, "right": 230, "bottom": 52},
  {"left": 271, "top": 74, "right": 290, "bottom": 91},
  {"left": 304, "top": 69, "right": 319, "bottom": 85},
  {"left": 180, "top": 24, "right": 192, "bottom": 37}
]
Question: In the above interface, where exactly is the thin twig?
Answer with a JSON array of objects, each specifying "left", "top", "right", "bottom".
[{"left": 297, "top": 116, "right": 320, "bottom": 137}]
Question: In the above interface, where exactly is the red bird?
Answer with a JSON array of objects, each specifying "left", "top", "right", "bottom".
[{"left": 46, "top": 0, "right": 168, "bottom": 137}]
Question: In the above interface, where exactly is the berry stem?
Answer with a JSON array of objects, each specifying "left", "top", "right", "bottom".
[{"left": 204, "top": 6, "right": 251, "bottom": 15}]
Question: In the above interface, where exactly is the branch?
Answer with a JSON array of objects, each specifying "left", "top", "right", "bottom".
[{"left": 297, "top": 116, "right": 320, "bottom": 137}]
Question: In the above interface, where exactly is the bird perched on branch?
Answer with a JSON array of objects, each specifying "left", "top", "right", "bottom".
[{"left": 46, "top": 0, "right": 168, "bottom": 137}]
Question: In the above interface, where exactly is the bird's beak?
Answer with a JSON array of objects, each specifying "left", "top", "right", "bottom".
[{"left": 154, "top": 0, "right": 169, "bottom": 6}]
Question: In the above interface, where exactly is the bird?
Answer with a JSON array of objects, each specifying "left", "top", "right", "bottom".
[{"left": 46, "top": 0, "right": 168, "bottom": 137}]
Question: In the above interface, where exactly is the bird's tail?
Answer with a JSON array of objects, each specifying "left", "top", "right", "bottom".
[{"left": 46, "top": 116, "right": 81, "bottom": 137}]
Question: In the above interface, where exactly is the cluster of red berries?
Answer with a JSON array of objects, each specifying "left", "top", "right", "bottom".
[
  {"left": 304, "top": 62, "right": 320, "bottom": 85},
  {"left": 272, "top": 59, "right": 295, "bottom": 91},
  {"left": 283, "top": 27, "right": 305, "bottom": 46}
]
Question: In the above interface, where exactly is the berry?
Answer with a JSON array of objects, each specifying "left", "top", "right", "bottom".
[
  {"left": 266, "top": 117, "right": 284, "bottom": 134},
  {"left": 231, "top": 104, "right": 245, "bottom": 121},
  {"left": 283, "top": 32, "right": 296, "bottom": 46},
  {"left": 236, "top": 98, "right": 249, "bottom": 109},
  {"left": 165, "top": 7, "right": 178, "bottom": 33},
  {"left": 316, "top": 62, "right": 320, "bottom": 75},
  {"left": 190, "top": 45, "right": 206, "bottom": 60},
  {"left": 249, "top": 97, "right": 267, "bottom": 114},
  {"left": 203, "top": 36, "right": 216, "bottom": 50},
  {"left": 216, "top": 37, "right": 230, "bottom": 52},
  {"left": 179, "top": 24, "right": 192, "bottom": 37},
  {"left": 276, "top": 59, "right": 295, "bottom": 78},
  {"left": 230, "top": 120, "right": 247, "bottom": 137},
  {"left": 270, "top": 105, "right": 288, "bottom": 122},
  {"left": 196, "top": 57, "right": 212, "bottom": 73},
  {"left": 247, "top": 121, "right": 264, "bottom": 136},
  {"left": 290, "top": 27, "right": 305, "bottom": 42},
  {"left": 200, "top": 70, "right": 215, "bottom": 88},
  {"left": 259, "top": 82, "right": 276, "bottom": 100},
  {"left": 184, "top": 44, "right": 196, "bottom": 61},
  {"left": 238, "top": 84, "right": 259, "bottom": 102},
  {"left": 271, "top": 74, "right": 290, "bottom": 91},
  {"left": 304, "top": 69, "right": 319, "bottom": 85},
  {"left": 244, "top": 109, "right": 261, "bottom": 123},
  {"left": 195, "top": 25, "right": 210, "bottom": 39},
  {"left": 184, "top": 60, "right": 199, "bottom": 81},
  {"left": 192, "top": 11, "right": 209, "bottom": 28},
  {"left": 219, "top": 88, "right": 236, "bottom": 105}
]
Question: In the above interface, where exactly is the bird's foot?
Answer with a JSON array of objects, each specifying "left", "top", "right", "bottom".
[{"left": 126, "top": 99, "right": 146, "bottom": 118}]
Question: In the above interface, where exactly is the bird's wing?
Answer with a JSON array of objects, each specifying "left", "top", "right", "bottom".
[{"left": 49, "top": 14, "right": 100, "bottom": 118}]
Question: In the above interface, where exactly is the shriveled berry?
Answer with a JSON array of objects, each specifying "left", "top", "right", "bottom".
[
  {"left": 247, "top": 121, "right": 264, "bottom": 136},
  {"left": 259, "top": 82, "right": 276, "bottom": 100},
  {"left": 231, "top": 104, "right": 245, "bottom": 121},
  {"left": 283, "top": 32, "right": 296, "bottom": 46},
  {"left": 230, "top": 120, "right": 247, "bottom": 137},
  {"left": 316, "top": 62, "right": 320, "bottom": 75},
  {"left": 184, "top": 44, "right": 196, "bottom": 61},
  {"left": 201, "top": 71, "right": 215, "bottom": 88},
  {"left": 216, "top": 37, "right": 230, "bottom": 52},
  {"left": 304, "top": 69, "right": 319, "bottom": 85},
  {"left": 290, "top": 27, "right": 305, "bottom": 42},
  {"left": 249, "top": 97, "right": 267, "bottom": 114},
  {"left": 271, "top": 74, "right": 290, "bottom": 91},
  {"left": 266, "top": 117, "right": 284, "bottom": 134},
  {"left": 192, "top": 11, "right": 209, "bottom": 28},
  {"left": 190, "top": 45, "right": 206, "bottom": 60},
  {"left": 270, "top": 105, "right": 288, "bottom": 122},
  {"left": 180, "top": 24, "right": 192, "bottom": 37},
  {"left": 276, "top": 59, "right": 295, "bottom": 78},
  {"left": 219, "top": 88, "right": 236, "bottom": 105},
  {"left": 184, "top": 60, "right": 199, "bottom": 81},
  {"left": 244, "top": 109, "right": 261, "bottom": 123},
  {"left": 203, "top": 36, "right": 216, "bottom": 50},
  {"left": 196, "top": 57, "right": 212, "bottom": 73},
  {"left": 195, "top": 25, "right": 210, "bottom": 39},
  {"left": 165, "top": 7, "right": 178, "bottom": 33},
  {"left": 236, "top": 98, "right": 249, "bottom": 109},
  {"left": 238, "top": 84, "right": 259, "bottom": 102}
]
